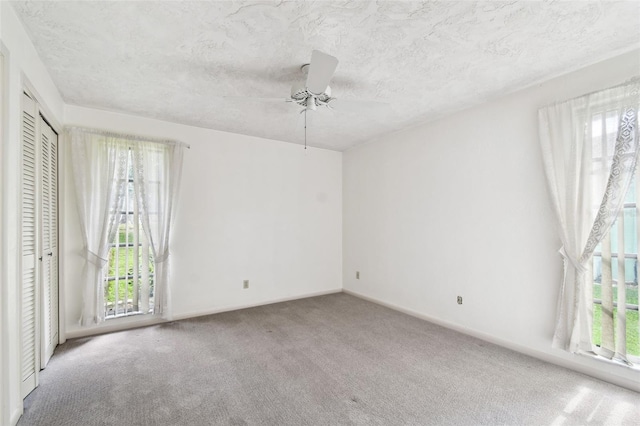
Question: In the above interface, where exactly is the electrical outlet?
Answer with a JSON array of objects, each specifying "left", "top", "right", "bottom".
[
  {"left": 243, "top": 280, "right": 249, "bottom": 289},
  {"left": 457, "top": 296, "right": 463, "bottom": 305},
  {"left": 356, "top": 271, "right": 360, "bottom": 279}
]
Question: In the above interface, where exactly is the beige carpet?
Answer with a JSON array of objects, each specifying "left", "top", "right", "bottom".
[{"left": 19, "top": 293, "right": 640, "bottom": 425}]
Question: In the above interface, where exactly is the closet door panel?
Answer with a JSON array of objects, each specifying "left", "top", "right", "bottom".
[
  {"left": 21, "top": 92, "right": 60, "bottom": 396},
  {"left": 41, "top": 121, "right": 58, "bottom": 366},
  {"left": 50, "top": 128, "right": 59, "bottom": 357},
  {"left": 21, "top": 93, "right": 39, "bottom": 398}
]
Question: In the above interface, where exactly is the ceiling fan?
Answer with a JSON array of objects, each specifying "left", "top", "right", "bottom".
[
  {"left": 286, "top": 50, "right": 390, "bottom": 114},
  {"left": 225, "top": 49, "right": 390, "bottom": 148},
  {"left": 288, "top": 49, "right": 339, "bottom": 112}
]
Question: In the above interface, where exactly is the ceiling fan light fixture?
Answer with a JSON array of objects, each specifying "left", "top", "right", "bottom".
[{"left": 290, "top": 83, "right": 332, "bottom": 111}]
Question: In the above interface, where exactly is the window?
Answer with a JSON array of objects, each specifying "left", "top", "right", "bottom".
[
  {"left": 104, "top": 149, "right": 155, "bottom": 319},
  {"left": 539, "top": 79, "right": 639, "bottom": 363},
  {"left": 590, "top": 109, "right": 639, "bottom": 360},
  {"left": 70, "top": 126, "right": 184, "bottom": 324}
]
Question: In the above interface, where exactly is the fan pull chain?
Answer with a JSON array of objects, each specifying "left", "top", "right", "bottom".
[{"left": 304, "top": 108, "right": 307, "bottom": 150}]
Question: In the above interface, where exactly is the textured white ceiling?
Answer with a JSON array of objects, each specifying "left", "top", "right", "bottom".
[{"left": 11, "top": 1, "right": 640, "bottom": 151}]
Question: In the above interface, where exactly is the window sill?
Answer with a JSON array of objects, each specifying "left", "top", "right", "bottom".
[{"left": 577, "top": 349, "right": 640, "bottom": 372}]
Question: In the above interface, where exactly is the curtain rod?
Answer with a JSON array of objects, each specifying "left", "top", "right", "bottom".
[
  {"left": 65, "top": 126, "right": 191, "bottom": 149},
  {"left": 544, "top": 76, "right": 639, "bottom": 108}
]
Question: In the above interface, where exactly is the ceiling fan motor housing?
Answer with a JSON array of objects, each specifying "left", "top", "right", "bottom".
[{"left": 291, "top": 83, "right": 333, "bottom": 110}]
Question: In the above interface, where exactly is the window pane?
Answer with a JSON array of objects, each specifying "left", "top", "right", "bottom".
[
  {"left": 592, "top": 161, "right": 605, "bottom": 210},
  {"left": 593, "top": 255, "right": 601, "bottom": 283},
  {"left": 592, "top": 302, "right": 602, "bottom": 347},
  {"left": 612, "top": 255, "right": 618, "bottom": 279},
  {"left": 607, "top": 251, "right": 637, "bottom": 284},
  {"left": 623, "top": 208, "right": 637, "bottom": 254},
  {"left": 625, "top": 177, "right": 636, "bottom": 204},
  {"left": 593, "top": 282, "right": 602, "bottom": 299},
  {"left": 610, "top": 222, "right": 619, "bottom": 253},
  {"left": 626, "top": 309, "right": 639, "bottom": 356},
  {"left": 592, "top": 113, "right": 603, "bottom": 157},
  {"left": 627, "top": 285, "right": 638, "bottom": 307},
  {"left": 624, "top": 258, "right": 637, "bottom": 285},
  {"left": 592, "top": 304, "right": 640, "bottom": 357},
  {"left": 605, "top": 111, "right": 618, "bottom": 156},
  {"left": 127, "top": 182, "right": 135, "bottom": 209}
]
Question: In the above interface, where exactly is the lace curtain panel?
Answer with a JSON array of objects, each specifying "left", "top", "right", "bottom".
[
  {"left": 538, "top": 79, "right": 640, "bottom": 362},
  {"left": 133, "top": 141, "right": 184, "bottom": 318},
  {"left": 68, "top": 127, "right": 185, "bottom": 325}
]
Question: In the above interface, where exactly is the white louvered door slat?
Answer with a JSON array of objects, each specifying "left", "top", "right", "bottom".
[
  {"left": 41, "top": 119, "right": 58, "bottom": 366},
  {"left": 50, "top": 128, "right": 59, "bottom": 355},
  {"left": 41, "top": 121, "right": 51, "bottom": 367},
  {"left": 21, "top": 92, "right": 39, "bottom": 398}
]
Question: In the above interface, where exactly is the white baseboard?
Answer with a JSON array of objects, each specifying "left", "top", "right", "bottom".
[
  {"left": 65, "top": 289, "right": 342, "bottom": 340},
  {"left": 343, "top": 288, "right": 640, "bottom": 393},
  {"left": 172, "top": 288, "right": 343, "bottom": 321},
  {"left": 10, "top": 408, "right": 21, "bottom": 426},
  {"left": 65, "top": 315, "right": 167, "bottom": 340},
  {"left": 63, "top": 286, "right": 637, "bottom": 392}
]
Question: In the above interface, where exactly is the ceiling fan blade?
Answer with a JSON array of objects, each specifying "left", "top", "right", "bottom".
[
  {"left": 327, "top": 98, "right": 392, "bottom": 114},
  {"left": 306, "top": 50, "right": 338, "bottom": 95},
  {"left": 222, "top": 96, "right": 289, "bottom": 103}
]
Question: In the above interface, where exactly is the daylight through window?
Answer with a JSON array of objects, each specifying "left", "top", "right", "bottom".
[
  {"left": 591, "top": 109, "right": 640, "bottom": 361},
  {"left": 104, "top": 149, "right": 155, "bottom": 318}
]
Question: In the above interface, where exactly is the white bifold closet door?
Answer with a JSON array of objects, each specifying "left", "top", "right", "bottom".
[
  {"left": 21, "top": 92, "right": 38, "bottom": 398},
  {"left": 21, "top": 92, "right": 59, "bottom": 398},
  {"left": 40, "top": 111, "right": 58, "bottom": 367}
]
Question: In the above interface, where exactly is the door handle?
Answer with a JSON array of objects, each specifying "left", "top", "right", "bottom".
[
  {"left": 48, "top": 252, "right": 53, "bottom": 256},
  {"left": 38, "top": 256, "right": 43, "bottom": 261}
]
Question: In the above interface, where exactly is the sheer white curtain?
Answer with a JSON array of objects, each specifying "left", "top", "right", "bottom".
[
  {"left": 538, "top": 80, "right": 640, "bottom": 354},
  {"left": 132, "top": 140, "right": 184, "bottom": 319},
  {"left": 68, "top": 128, "right": 129, "bottom": 325},
  {"left": 70, "top": 127, "right": 185, "bottom": 324}
]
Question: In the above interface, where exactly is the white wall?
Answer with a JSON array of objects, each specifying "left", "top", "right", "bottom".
[
  {"left": 1, "top": 2, "right": 637, "bottom": 422},
  {"left": 0, "top": 3, "right": 64, "bottom": 425},
  {"left": 343, "top": 49, "right": 640, "bottom": 392},
  {"left": 62, "top": 105, "right": 343, "bottom": 336}
]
